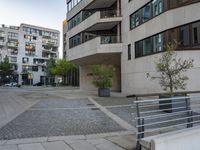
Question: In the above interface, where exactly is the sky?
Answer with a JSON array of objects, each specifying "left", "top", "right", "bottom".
[{"left": 0, "top": 0, "right": 67, "bottom": 58}]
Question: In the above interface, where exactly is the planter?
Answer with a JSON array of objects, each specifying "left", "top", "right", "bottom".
[
  {"left": 98, "top": 88, "right": 110, "bottom": 97},
  {"left": 159, "top": 95, "right": 188, "bottom": 113}
]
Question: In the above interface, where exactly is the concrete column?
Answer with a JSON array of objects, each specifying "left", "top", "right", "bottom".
[{"left": 18, "top": 74, "right": 22, "bottom": 85}]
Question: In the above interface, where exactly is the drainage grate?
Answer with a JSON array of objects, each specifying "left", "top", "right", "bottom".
[{"left": 91, "top": 108, "right": 100, "bottom": 110}]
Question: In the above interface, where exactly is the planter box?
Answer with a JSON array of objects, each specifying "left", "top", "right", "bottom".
[
  {"left": 159, "top": 95, "right": 188, "bottom": 113},
  {"left": 98, "top": 88, "right": 110, "bottom": 97}
]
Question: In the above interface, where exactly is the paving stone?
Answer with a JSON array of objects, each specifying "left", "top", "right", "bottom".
[
  {"left": 0, "top": 109, "right": 124, "bottom": 140},
  {"left": 31, "top": 98, "right": 92, "bottom": 109},
  {"left": 94, "top": 98, "right": 133, "bottom": 106},
  {"left": 86, "top": 138, "right": 109, "bottom": 145},
  {"left": 43, "top": 141, "right": 73, "bottom": 150},
  {"left": 70, "top": 141, "right": 98, "bottom": 150},
  {"left": 5, "top": 137, "right": 47, "bottom": 145},
  {"left": 95, "top": 141, "right": 125, "bottom": 150},
  {"left": 18, "top": 143, "right": 45, "bottom": 150},
  {"left": 0, "top": 145, "right": 18, "bottom": 150},
  {"left": 48, "top": 135, "right": 85, "bottom": 142},
  {"left": 106, "top": 134, "right": 136, "bottom": 150}
]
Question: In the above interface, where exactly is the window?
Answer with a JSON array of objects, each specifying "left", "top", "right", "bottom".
[
  {"left": 192, "top": 22, "right": 200, "bottom": 46},
  {"left": 69, "top": 33, "right": 81, "bottom": 48},
  {"left": 130, "top": 0, "right": 164, "bottom": 30},
  {"left": 179, "top": 25, "right": 190, "bottom": 47},
  {"left": 32, "top": 66, "right": 38, "bottom": 72},
  {"left": 142, "top": 3, "right": 152, "bottom": 22},
  {"left": 128, "top": 44, "right": 131, "bottom": 60},
  {"left": 153, "top": 33, "right": 163, "bottom": 52},
  {"left": 143, "top": 37, "right": 152, "bottom": 55},
  {"left": 22, "top": 57, "right": 29, "bottom": 63},
  {"left": 135, "top": 41, "right": 143, "bottom": 58},
  {"left": 152, "top": 0, "right": 164, "bottom": 16},
  {"left": 10, "top": 57, "right": 17, "bottom": 63}
]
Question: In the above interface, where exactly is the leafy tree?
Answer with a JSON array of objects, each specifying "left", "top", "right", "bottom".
[
  {"left": 147, "top": 41, "right": 194, "bottom": 95},
  {"left": 45, "top": 58, "right": 56, "bottom": 77},
  {"left": 91, "top": 65, "right": 114, "bottom": 89},
  {"left": 0, "top": 56, "right": 14, "bottom": 83},
  {"left": 53, "top": 59, "right": 76, "bottom": 84}
]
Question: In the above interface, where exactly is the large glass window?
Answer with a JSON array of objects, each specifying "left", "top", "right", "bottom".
[
  {"left": 67, "top": 0, "right": 83, "bottom": 13},
  {"left": 130, "top": 0, "right": 164, "bottom": 29},
  {"left": 143, "top": 37, "right": 153, "bottom": 55},
  {"left": 192, "top": 22, "right": 200, "bottom": 47},
  {"left": 152, "top": 0, "right": 164, "bottom": 16},
  {"left": 135, "top": 41, "right": 143, "bottom": 58},
  {"left": 153, "top": 33, "right": 163, "bottom": 52},
  {"left": 179, "top": 25, "right": 190, "bottom": 47},
  {"left": 142, "top": 3, "right": 152, "bottom": 22}
]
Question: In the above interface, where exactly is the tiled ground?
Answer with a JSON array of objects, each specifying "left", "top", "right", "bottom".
[{"left": 0, "top": 98, "right": 125, "bottom": 140}]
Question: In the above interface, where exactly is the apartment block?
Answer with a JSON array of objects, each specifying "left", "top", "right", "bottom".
[
  {"left": 0, "top": 24, "right": 60, "bottom": 85},
  {"left": 64, "top": 0, "right": 200, "bottom": 95}
]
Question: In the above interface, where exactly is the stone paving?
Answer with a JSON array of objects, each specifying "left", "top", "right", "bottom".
[
  {"left": 0, "top": 98, "right": 125, "bottom": 140},
  {"left": 0, "top": 87, "right": 137, "bottom": 149}
]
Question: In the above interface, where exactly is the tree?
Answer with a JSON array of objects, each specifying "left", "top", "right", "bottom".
[
  {"left": 46, "top": 58, "right": 56, "bottom": 77},
  {"left": 91, "top": 65, "right": 114, "bottom": 89},
  {"left": 53, "top": 59, "right": 76, "bottom": 84},
  {"left": 147, "top": 41, "right": 194, "bottom": 95},
  {"left": 0, "top": 56, "right": 14, "bottom": 83}
]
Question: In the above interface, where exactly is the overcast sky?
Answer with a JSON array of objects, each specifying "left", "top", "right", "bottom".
[{"left": 0, "top": 0, "right": 66, "bottom": 58}]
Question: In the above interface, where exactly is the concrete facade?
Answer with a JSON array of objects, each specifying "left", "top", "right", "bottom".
[
  {"left": 64, "top": 0, "right": 200, "bottom": 95},
  {"left": 0, "top": 24, "right": 60, "bottom": 85}
]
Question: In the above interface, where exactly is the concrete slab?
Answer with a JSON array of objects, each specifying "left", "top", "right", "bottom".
[
  {"left": 43, "top": 141, "right": 73, "bottom": 150},
  {"left": 5, "top": 137, "right": 47, "bottom": 145},
  {"left": 18, "top": 143, "right": 45, "bottom": 150},
  {"left": 106, "top": 134, "right": 136, "bottom": 150},
  {"left": 0, "top": 145, "right": 18, "bottom": 150},
  {"left": 70, "top": 141, "right": 99, "bottom": 150},
  {"left": 95, "top": 141, "right": 125, "bottom": 150}
]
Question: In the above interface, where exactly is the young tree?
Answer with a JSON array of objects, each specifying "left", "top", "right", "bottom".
[
  {"left": 53, "top": 59, "right": 76, "bottom": 84},
  {"left": 0, "top": 56, "right": 14, "bottom": 83},
  {"left": 147, "top": 41, "right": 194, "bottom": 95},
  {"left": 45, "top": 58, "right": 56, "bottom": 77}
]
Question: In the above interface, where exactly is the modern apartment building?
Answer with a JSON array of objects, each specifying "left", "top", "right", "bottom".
[
  {"left": 64, "top": 0, "right": 200, "bottom": 95},
  {"left": 0, "top": 24, "right": 60, "bottom": 85}
]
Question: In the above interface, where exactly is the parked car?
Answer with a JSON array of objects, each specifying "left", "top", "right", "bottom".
[
  {"left": 4, "top": 82, "right": 18, "bottom": 87},
  {"left": 33, "top": 82, "right": 44, "bottom": 86}
]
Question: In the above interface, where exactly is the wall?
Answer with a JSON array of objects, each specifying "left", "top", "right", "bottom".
[
  {"left": 121, "top": 1, "right": 200, "bottom": 95},
  {"left": 80, "top": 65, "right": 121, "bottom": 91},
  {"left": 140, "top": 126, "right": 200, "bottom": 150}
]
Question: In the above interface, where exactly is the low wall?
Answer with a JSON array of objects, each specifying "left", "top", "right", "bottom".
[{"left": 140, "top": 126, "right": 200, "bottom": 150}]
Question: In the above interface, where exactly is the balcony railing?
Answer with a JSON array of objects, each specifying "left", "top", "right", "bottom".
[
  {"left": 0, "top": 41, "right": 5, "bottom": 46},
  {"left": 100, "top": 9, "right": 121, "bottom": 18},
  {"left": 101, "top": 35, "right": 121, "bottom": 44},
  {"left": 7, "top": 42, "right": 18, "bottom": 47}
]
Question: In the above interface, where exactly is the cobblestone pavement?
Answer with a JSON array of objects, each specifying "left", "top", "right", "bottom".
[{"left": 0, "top": 87, "right": 137, "bottom": 149}]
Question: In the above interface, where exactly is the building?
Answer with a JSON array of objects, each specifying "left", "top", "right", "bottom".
[
  {"left": 0, "top": 24, "right": 60, "bottom": 85},
  {"left": 63, "top": 19, "right": 80, "bottom": 86},
  {"left": 64, "top": 0, "right": 200, "bottom": 95}
]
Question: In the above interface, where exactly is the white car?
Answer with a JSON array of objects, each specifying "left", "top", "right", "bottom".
[{"left": 4, "top": 82, "right": 18, "bottom": 87}]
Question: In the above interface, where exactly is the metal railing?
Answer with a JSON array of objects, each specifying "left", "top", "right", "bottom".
[
  {"left": 134, "top": 96, "right": 200, "bottom": 148},
  {"left": 101, "top": 35, "right": 121, "bottom": 44},
  {"left": 100, "top": 9, "right": 121, "bottom": 18}
]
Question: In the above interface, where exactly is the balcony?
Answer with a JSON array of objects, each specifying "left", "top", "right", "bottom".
[
  {"left": 0, "top": 40, "right": 5, "bottom": 46},
  {"left": 67, "top": 35, "right": 122, "bottom": 65},
  {"left": 7, "top": 42, "right": 18, "bottom": 48},
  {"left": 8, "top": 36, "right": 18, "bottom": 41},
  {"left": 0, "top": 32, "right": 5, "bottom": 38},
  {"left": 67, "top": 9, "right": 122, "bottom": 38}
]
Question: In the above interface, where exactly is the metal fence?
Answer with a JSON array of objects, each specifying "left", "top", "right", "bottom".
[{"left": 133, "top": 96, "right": 200, "bottom": 147}]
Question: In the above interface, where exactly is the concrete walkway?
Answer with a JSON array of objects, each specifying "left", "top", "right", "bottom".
[
  {"left": 0, "top": 131, "right": 136, "bottom": 150},
  {"left": 0, "top": 87, "right": 137, "bottom": 150}
]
